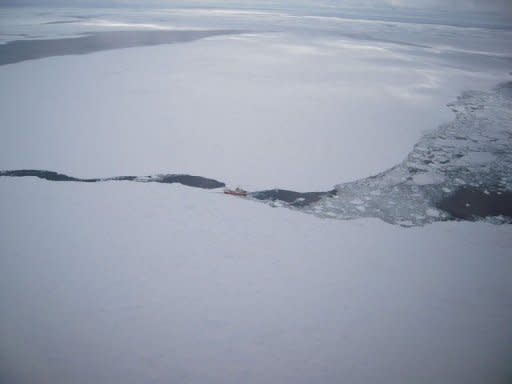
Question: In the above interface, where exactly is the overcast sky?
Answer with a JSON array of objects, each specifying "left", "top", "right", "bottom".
[{"left": 1, "top": 0, "right": 511, "bottom": 15}]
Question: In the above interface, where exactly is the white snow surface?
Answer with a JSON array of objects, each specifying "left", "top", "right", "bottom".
[
  {"left": 1, "top": 178, "right": 511, "bottom": 384},
  {"left": 1, "top": 6, "right": 512, "bottom": 384}
]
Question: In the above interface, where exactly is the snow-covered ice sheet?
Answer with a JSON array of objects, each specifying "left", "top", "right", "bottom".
[
  {"left": 1, "top": 178, "right": 511, "bottom": 383},
  {"left": 0, "top": 26, "right": 510, "bottom": 190}
]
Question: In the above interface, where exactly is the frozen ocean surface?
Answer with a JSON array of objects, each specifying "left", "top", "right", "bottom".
[
  {"left": 1, "top": 4, "right": 511, "bottom": 384},
  {"left": 1, "top": 7, "right": 511, "bottom": 190},
  {"left": 3, "top": 78, "right": 512, "bottom": 226},
  {"left": 1, "top": 179, "right": 512, "bottom": 384}
]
